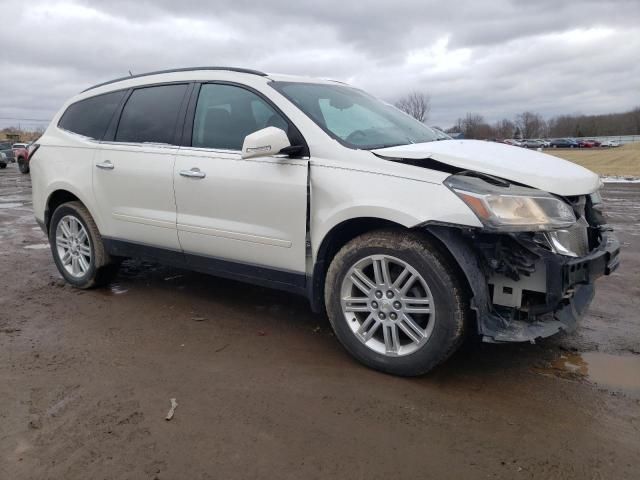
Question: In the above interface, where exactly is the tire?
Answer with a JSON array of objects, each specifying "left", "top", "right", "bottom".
[
  {"left": 17, "top": 157, "right": 29, "bottom": 174},
  {"left": 0, "top": 163, "right": 6, "bottom": 169},
  {"left": 49, "top": 201, "right": 118, "bottom": 288},
  {"left": 324, "top": 229, "right": 468, "bottom": 376}
]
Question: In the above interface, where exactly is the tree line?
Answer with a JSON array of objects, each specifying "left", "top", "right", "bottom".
[
  {"left": 447, "top": 108, "right": 640, "bottom": 140},
  {"left": 394, "top": 92, "right": 640, "bottom": 140}
]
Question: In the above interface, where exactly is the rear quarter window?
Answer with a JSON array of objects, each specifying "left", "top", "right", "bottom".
[{"left": 58, "top": 90, "right": 127, "bottom": 140}]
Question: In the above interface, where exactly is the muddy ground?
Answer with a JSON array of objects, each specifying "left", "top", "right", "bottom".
[{"left": 1, "top": 163, "right": 639, "bottom": 479}]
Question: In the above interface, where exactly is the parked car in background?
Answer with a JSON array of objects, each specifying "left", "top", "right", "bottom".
[
  {"left": 549, "top": 138, "right": 578, "bottom": 148},
  {"left": 503, "top": 139, "right": 523, "bottom": 146},
  {"left": 587, "top": 139, "right": 601, "bottom": 147},
  {"left": 536, "top": 139, "right": 551, "bottom": 148},
  {"left": 578, "top": 140, "right": 596, "bottom": 148},
  {"left": 30, "top": 66, "right": 620, "bottom": 376},
  {"left": 600, "top": 140, "right": 620, "bottom": 147},
  {"left": 0, "top": 142, "right": 16, "bottom": 162},
  {"left": 0, "top": 152, "right": 7, "bottom": 169},
  {"left": 520, "top": 139, "right": 544, "bottom": 149},
  {"left": 13, "top": 144, "right": 30, "bottom": 173}
]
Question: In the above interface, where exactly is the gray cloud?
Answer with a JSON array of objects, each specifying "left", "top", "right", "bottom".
[{"left": 1, "top": 0, "right": 639, "bottom": 130}]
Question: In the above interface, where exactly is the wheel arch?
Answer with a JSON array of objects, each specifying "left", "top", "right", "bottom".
[
  {"left": 44, "top": 188, "right": 101, "bottom": 234},
  {"left": 309, "top": 216, "right": 409, "bottom": 313},
  {"left": 308, "top": 218, "right": 477, "bottom": 317}
]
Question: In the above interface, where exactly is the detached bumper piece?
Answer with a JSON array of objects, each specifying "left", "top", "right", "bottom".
[
  {"left": 563, "top": 232, "right": 620, "bottom": 286},
  {"left": 425, "top": 226, "right": 620, "bottom": 344}
]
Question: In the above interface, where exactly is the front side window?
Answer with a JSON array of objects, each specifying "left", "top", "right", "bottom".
[
  {"left": 115, "top": 84, "right": 188, "bottom": 144},
  {"left": 58, "top": 90, "right": 126, "bottom": 140},
  {"left": 271, "top": 82, "right": 440, "bottom": 149},
  {"left": 192, "top": 83, "right": 288, "bottom": 150}
]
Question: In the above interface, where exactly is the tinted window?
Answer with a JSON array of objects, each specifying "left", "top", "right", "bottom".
[
  {"left": 58, "top": 90, "right": 126, "bottom": 140},
  {"left": 192, "top": 84, "right": 288, "bottom": 150},
  {"left": 115, "top": 84, "right": 188, "bottom": 144}
]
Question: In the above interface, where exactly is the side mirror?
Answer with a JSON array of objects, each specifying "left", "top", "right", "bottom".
[{"left": 241, "top": 127, "right": 293, "bottom": 159}]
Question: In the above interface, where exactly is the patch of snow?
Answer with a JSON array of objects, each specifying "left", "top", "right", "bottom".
[{"left": 601, "top": 176, "right": 640, "bottom": 183}]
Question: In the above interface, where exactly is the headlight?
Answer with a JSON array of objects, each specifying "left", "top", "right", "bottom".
[{"left": 445, "top": 174, "right": 576, "bottom": 231}]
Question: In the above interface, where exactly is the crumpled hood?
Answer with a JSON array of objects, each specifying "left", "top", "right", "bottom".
[{"left": 372, "top": 139, "right": 601, "bottom": 196}]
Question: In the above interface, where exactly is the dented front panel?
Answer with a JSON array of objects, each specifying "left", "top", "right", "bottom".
[{"left": 425, "top": 219, "right": 620, "bottom": 343}]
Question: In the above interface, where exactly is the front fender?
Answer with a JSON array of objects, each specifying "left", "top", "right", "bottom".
[{"left": 310, "top": 165, "right": 481, "bottom": 261}]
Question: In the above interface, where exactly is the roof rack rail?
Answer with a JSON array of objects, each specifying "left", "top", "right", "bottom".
[{"left": 82, "top": 66, "right": 268, "bottom": 92}]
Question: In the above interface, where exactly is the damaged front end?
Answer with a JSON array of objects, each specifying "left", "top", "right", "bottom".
[{"left": 426, "top": 175, "right": 620, "bottom": 343}]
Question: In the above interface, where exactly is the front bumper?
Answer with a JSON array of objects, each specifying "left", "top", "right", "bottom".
[
  {"left": 426, "top": 226, "right": 620, "bottom": 343},
  {"left": 563, "top": 231, "right": 620, "bottom": 287}
]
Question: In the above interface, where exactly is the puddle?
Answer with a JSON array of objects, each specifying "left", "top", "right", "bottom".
[
  {"left": 547, "top": 352, "right": 640, "bottom": 398},
  {"left": 24, "top": 243, "right": 50, "bottom": 250},
  {"left": 108, "top": 283, "right": 129, "bottom": 295}
]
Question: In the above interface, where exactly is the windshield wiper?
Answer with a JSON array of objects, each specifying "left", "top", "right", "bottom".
[{"left": 362, "top": 142, "right": 410, "bottom": 150}]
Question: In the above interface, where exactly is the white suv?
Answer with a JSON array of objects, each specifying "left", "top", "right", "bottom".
[{"left": 31, "top": 67, "right": 620, "bottom": 376}]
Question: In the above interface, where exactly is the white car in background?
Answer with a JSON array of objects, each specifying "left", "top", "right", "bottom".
[
  {"left": 503, "top": 138, "right": 523, "bottom": 147},
  {"left": 600, "top": 140, "right": 620, "bottom": 147},
  {"left": 29, "top": 67, "right": 620, "bottom": 376}
]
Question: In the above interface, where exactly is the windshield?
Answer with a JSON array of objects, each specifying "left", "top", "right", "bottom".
[{"left": 270, "top": 82, "right": 440, "bottom": 149}]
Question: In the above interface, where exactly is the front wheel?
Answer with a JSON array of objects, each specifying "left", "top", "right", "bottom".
[
  {"left": 324, "top": 230, "right": 468, "bottom": 376},
  {"left": 49, "top": 201, "right": 118, "bottom": 288}
]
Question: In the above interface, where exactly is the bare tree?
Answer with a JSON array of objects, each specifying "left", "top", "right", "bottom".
[
  {"left": 493, "top": 118, "right": 516, "bottom": 139},
  {"left": 515, "top": 111, "right": 545, "bottom": 138},
  {"left": 456, "top": 113, "right": 492, "bottom": 139},
  {"left": 395, "top": 92, "right": 431, "bottom": 123}
]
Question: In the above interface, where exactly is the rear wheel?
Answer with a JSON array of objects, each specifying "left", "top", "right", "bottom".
[
  {"left": 49, "top": 201, "right": 118, "bottom": 288},
  {"left": 17, "top": 157, "right": 29, "bottom": 174},
  {"left": 325, "top": 230, "right": 468, "bottom": 376}
]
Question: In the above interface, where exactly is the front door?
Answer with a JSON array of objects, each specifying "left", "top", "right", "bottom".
[{"left": 173, "top": 83, "right": 308, "bottom": 282}]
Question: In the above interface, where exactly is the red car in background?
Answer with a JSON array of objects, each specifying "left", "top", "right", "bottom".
[
  {"left": 578, "top": 140, "right": 596, "bottom": 148},
  {"left": 13, "top": 143, "right": 30, "bottom": 173}
]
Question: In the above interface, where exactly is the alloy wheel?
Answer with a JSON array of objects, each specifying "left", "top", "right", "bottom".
[
  {"left": 340, "top": 254, "right": 435, "bottom": 357},
  {"left": 55, "top": 215, "right": 92, "bottom": 278}
]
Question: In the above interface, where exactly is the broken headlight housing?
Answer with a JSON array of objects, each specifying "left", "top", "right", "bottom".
[{"left": 445, "top": 173, "right": 576, "bottom": 232}]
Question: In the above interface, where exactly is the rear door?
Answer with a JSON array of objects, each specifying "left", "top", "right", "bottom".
[
  {"left": 93, "top": 83, "right": 190, "bottom": 251},
  {"left": 173, "top": 82, "right": 308, "bottom": 285}
]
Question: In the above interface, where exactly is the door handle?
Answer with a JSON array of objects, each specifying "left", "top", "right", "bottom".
[
  {"left": 96, "top": 160, "right": 114, "bottom": 170},
  {"left": 179, "top": 168, "right": 206, "bottom": 179}
]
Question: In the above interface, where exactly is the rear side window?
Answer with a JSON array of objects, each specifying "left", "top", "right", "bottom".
[
  {"left": 58, "top": 90, "right": 126, "bottom": 140},
  {"left": 115, "top": 84, "right": 188, "bottom": 144}
]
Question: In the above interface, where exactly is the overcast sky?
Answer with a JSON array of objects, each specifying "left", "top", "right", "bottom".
[{"left": 1, "top": 0, "right": 639, "bottom": 130}]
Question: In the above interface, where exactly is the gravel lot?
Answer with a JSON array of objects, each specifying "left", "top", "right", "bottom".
[{"left": 1, "top": 163, "right": 639, "bottom": 479}]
